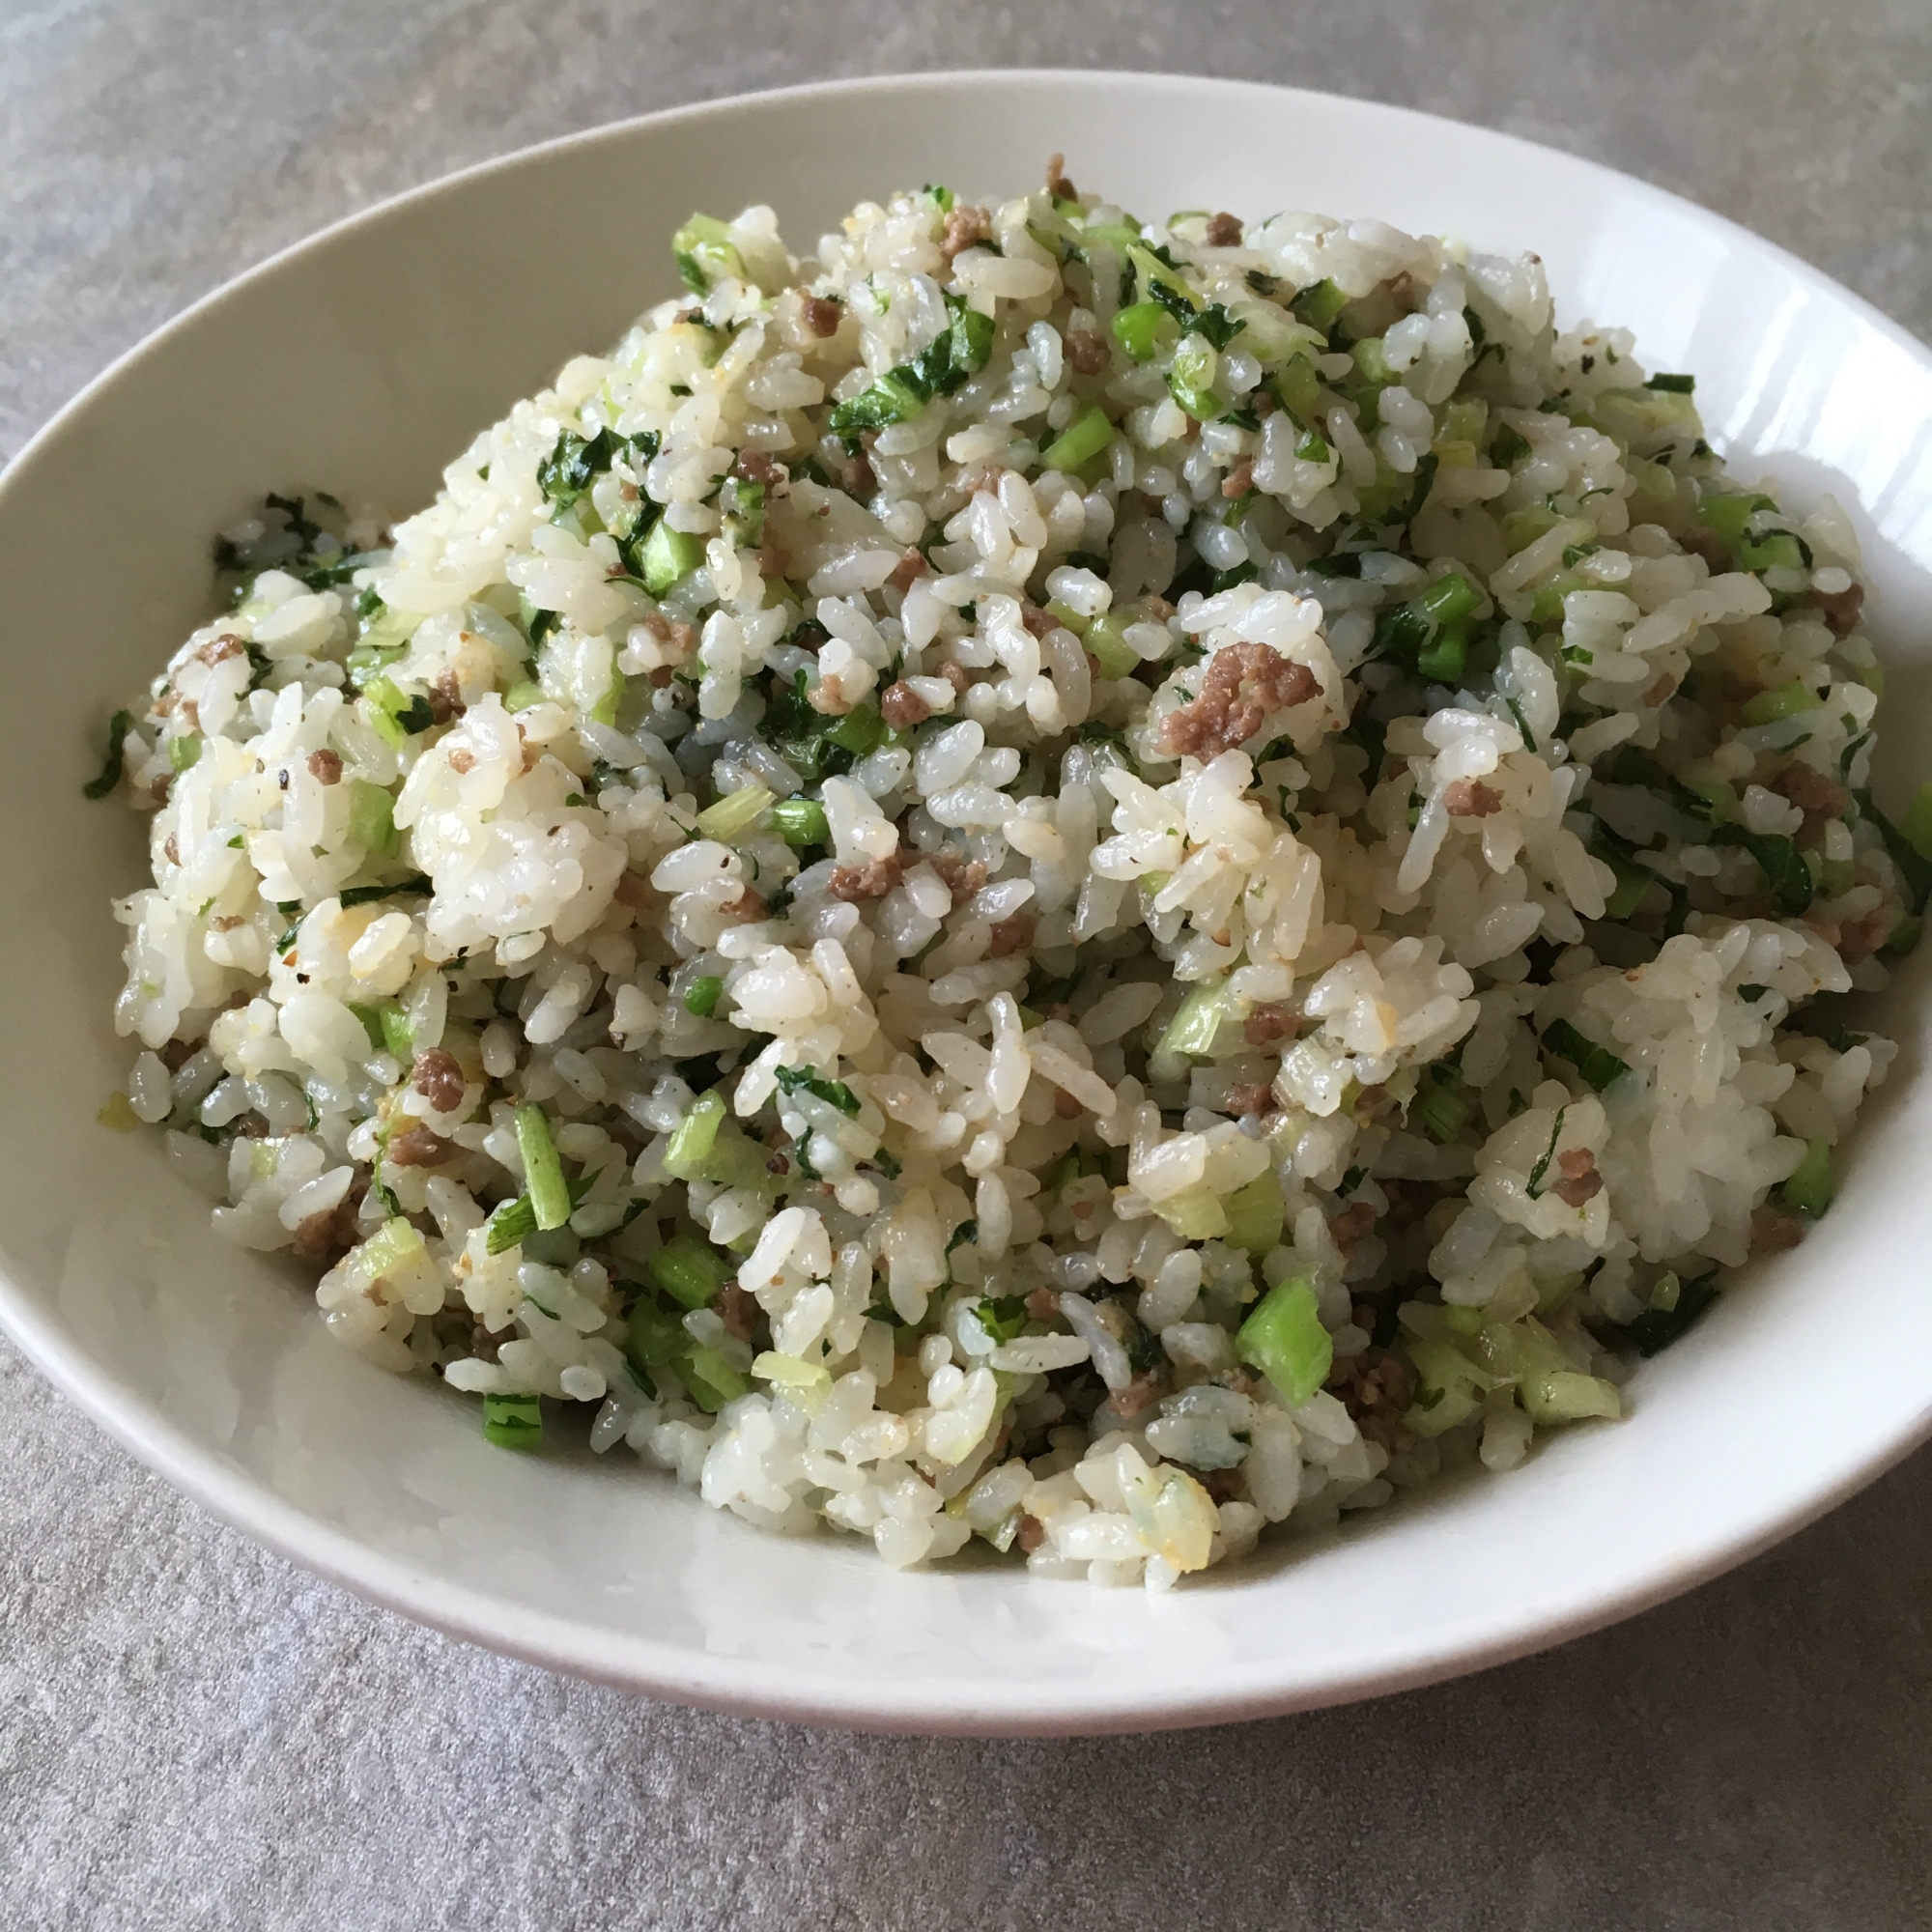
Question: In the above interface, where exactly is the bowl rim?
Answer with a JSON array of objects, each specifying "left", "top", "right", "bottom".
[{"left": 5, "top": 66, "right": 1931, "bottom": 1736}]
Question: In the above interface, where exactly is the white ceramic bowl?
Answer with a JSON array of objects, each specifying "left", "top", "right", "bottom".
[{"left": 5, "top": 71, "right": 1930, "bottom": 1736}]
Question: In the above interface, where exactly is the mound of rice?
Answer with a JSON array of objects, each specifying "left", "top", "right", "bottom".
[{"left": 94, "top": 161, "right": 1921, "bottom": 1589}]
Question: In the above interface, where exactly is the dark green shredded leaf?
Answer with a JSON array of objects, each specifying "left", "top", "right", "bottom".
[
  {"left": 828, "top": 297, "right": 993, "bottom": 438},
  {"left": 83, "top": 710, "right": 134, "bottom": 799},
  {"left": 1854, "top": 788, "right": 1932, "bottom": 914},
  {"left": 1193, "top": 303, "right": 1244, "bottom": 351},
  {"left": 1709, "top": 824, "right": 1813, "bottom": 917},
  {"left": 1644, "top": 372, "right": 1696, "bottom": 393},
  {"left": 1543, "top": 1018, "right": 1631, "bottom": 1094},
  {"left": 1619, "top": 1271, "right": 1719, "bottom": 1355},
  {"left": 339, "top": 875, "right": 433, "bottom": 908},
  {"left": 946, "top": 1219, "right": 979, "bottom": 1254},
  {"left": 773, "top": 1064, "right": 861, "bottom": 1115},
  {"left": 537, "top": 426, "right": 659, "bottom": 510},
  {"left": 974, "top": 1295, "right": 1031, "bottom": 1344},
  {"left": 1525, "top": 1105, "right": 1568, "bottom": 1197}
]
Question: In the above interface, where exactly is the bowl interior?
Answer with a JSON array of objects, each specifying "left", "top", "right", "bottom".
[{"left": 4, "top": 71, "right": 1931, "bottom": 1733}]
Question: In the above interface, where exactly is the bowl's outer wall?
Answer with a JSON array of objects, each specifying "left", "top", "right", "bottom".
[{"left": 2, "top": 71, "right": 1930, "bottom": 1734}]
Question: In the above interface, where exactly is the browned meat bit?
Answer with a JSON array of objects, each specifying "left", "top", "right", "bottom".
[
  {"left": 765, "top": 1152, "right": 790, "bottom": 1176},
  {"left": 1204, "top": 212, "right": 1244, "bottom": 247},
  {"left": 802, "top": 294, "right": 842, "bottom": 339},
  {"left": 1157, "top": 640, "right": 1320, "bottom": 758},
  {"left": 469, "top": 1319, "right": 516, "bottom": 1364},
  {"left": 1835, "top": 905, "right": 1895, "bottom": 965},
  {"left": 1043, "top": 152, "right": 1076, "bottom": 200},
  {"left": 1809, "top": 578, "right": 1864, "bottom": 639},
  {"left": 1378, "top": 1178, "right": 1431, "bottom": 1228},
  {"left": 937, "top": 660, "right": 971, "bottom": 700},
  {"left": 646, "top": 666, "right": 676, "bottom": 690},
  {"left": 1224, "top": 1081, "right": 1275, "bottom": 1117},
  {"left": 1014, "top": 1512, "right": 1048, "bottom": 1553},
  {"left": 613, "top": 870, "right": 650, "bottom": 909},
  {"left": 827, "top": 855, "right": 904, "bottom": 902},
  {"left": 1111, "top": 1366, "right": 1170, "bottom": 1421},
  {"left": 305, "top": 747, "right": 342, "bottom": 785},
  {"left": 1384, "top": 270, "right": 1423, "bottom": 313},
  {"left": 1443, "top": 777, "right": 1505, "bottom": 817},
  {"left": 846, "top": 448, "right": 877, "bottom": 500},
  {"left": 939, "top": 204, "right": 993, "bottom": 262},
  {"left": 888, "top": 546, "right": 929, "bottom": 593},
  {"left": 387, "top": 1125, "right": 455, "bottom": 1168},
  {"left": 427, "top": 667, "right": 463, "bottom": 724},
  {"left": 879, "top": 680, "right": 932, "bottom": 729},
  {"left": 756, "top": 529, "right": 792, "bottom": 584},
  {"left": 1770, "top": 760, "right": 1847, "bottom": 826},
  {"left": 446, "top": 746, "right": 476, "bottom": 775},
  {"left": 927, "top": 848, "right": 988, "bottom": 905},
  {"left": 1019, "top": 602, "right": 1056, "bottom": 639},
  {"left": 161, "top": 834, "right": 179, "bottom": 866},
  {"left": 294, "top": 1194, "right": 364, "bottom": 1261},
  {"left": 1243, "top": 1001, "right": 1301, "bottom": 1047},
  {"left": 988, "top": 912, "right": 1037, "bottom": 957},
  {"left": 1551, "top": 1147, "right": 1604, "bottom": 1208},
  {"left": 412, "top": 1045, "right": 469, "bottom": 1115},
  {"left": 1025, "top": 1286, "right": 1061, "bottom": 1321},
  {"left": 150, "top": 775, "right": 173, "bottom": 805},
  {"left": 728, "top": 887, "right": 770, "bottom": 923},
  {"left": 1065, "top": 327, "right": 1109, "bottom": 375},
  {"left": 716, "top": 1282, "right": 761, "bottom": 1345},
  {"left": 1681, "top": 527, "right": 1732, "bottom": 574},
  {"left": 1053, "top": 1087, "right": 1084, "bottom": 1121},
  {"left": 1750, "top": 1204, "right": 1806, "bottom": 1254},
  {"left": 1329, "top": 1200, "right": 1377, "bottom": 1254},
  {"left": 209, "top": 914, "right": 242, "bottom": 932},
  {"left": 641, "top": 610, "right": 698, "bottom": 660},
  {"left": 192, "top": 632, "right": 247, "bottom": 667},
  {"left": 1144, "top": 593, "right": 1178, "bottom": 621},
  {"left": 731, "top": 447, "right": 782, "bottom": 487},
  {"left": 1220, "top": 459, "right": 1254, "bottom": 500},
  {"left": 1329, "top": 1349, "right": 1415, "bottom": 1453}
]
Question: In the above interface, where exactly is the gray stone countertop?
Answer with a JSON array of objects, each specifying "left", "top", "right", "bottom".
[{"left": 3, "top": 5, "right": 1927, "bottom": 1926}]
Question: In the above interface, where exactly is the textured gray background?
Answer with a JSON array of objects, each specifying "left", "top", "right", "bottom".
[{"left": 4, "top": 3, "right": 1930, "bottom": 1926}]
